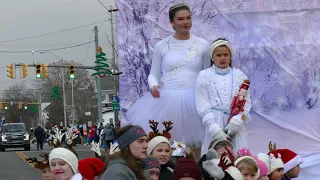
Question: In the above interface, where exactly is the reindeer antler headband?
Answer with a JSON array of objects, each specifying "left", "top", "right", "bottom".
[
  {"left": 148, "top": 120, "right": 173, "bottom": 141},
  {"left": 25, "top": 153, "right": 49, "bottom": 169}
]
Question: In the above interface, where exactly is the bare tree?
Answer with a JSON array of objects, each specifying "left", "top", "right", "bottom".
[
  {"left": 33, "top": 59, "right": 96, "bottom": 126},
  {"left": 1, "top": 82, "right": 38, "bottom": 129}
]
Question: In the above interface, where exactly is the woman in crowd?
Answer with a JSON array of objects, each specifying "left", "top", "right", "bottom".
[
  {"left": 126, "top": 2, "right": 210, "bottom": 147},
  {"left": 101, "top": 125, "right": 149, "bottom": 180}
]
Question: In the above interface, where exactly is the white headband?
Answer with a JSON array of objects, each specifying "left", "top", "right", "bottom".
[{"left": 210, "top": 40, "right": 232, "bottom": 60}]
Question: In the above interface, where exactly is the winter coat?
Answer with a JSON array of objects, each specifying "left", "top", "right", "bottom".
[
  {"left": 102, "top": 124, "right": 115, "bottom": 141},
  {"left": 34, "top": 126, "right": 44, "bottom": 139},
  {"left": 101, "top": 158, "right": 150, "bottom": 180},
  {"left": 159, "top": 160, "right": 174, "bottom": 180},
  {"left": 89, "top": 127, "right": 96, "bottom": 139},
  {"left": 282, "top": 176, "right": 290, "bottom": 180}
]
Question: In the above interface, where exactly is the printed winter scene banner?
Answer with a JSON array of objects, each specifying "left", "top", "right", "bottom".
[{"left": 116, "top": 0, "right": 320, "bottom": 178}]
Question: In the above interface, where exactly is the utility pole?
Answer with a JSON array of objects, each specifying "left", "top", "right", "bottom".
[
  {"left": 62, "top": 68, "right": 67, "bottom": 127},
  {"left": 71, "top": 79, "right": 75, "bottom": 125},
  {"left": 94, "top": 26, "right": 103, "bottom": 123},
  {"left": 109, "top": 6, "right": 119, "bottom": 125},
  {"left": 38, "top": 91, "right": 42, "bottom": 126}
]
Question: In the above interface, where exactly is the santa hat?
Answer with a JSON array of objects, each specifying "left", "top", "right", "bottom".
[
  {"left": 275, "top": 149, "right": 303, "bottom": 174},
  {"left": 267, "top": 152, "right": 284, "bottom": 173},
  {"left": 78, "top": 158, "right": 104, "bottom": 180},
  {"left": 173, "top": 159, "right": 202, "bottom": 180}
]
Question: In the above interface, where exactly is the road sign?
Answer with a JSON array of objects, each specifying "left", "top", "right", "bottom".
[
  {"left": 112, "top": 102, "right": 120, "bottom": 111},
  {"left": 112, "top": 95, "right": 120, "bottom": 111}
]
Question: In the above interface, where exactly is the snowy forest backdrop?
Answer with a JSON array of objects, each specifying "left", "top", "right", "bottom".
[{"left": 116, "top": 0, "right": 320, "bottom": 178}]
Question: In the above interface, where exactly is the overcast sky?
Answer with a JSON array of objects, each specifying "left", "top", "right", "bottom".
[{"left": 0, "top": 0, "right": 116, "bottom": 91}]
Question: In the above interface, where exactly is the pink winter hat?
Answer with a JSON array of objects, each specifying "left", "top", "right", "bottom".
[{"left": 253, "top": 156, "right": 268, "bottom": 177}]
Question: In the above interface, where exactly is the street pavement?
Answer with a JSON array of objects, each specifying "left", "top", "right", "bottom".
[{"left": 0, "top": 143, "right": 96, "bottom": 180}]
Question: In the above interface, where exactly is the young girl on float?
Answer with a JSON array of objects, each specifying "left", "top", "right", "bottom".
[
  {"left": 147, "top": 120, "right": 174, "bottom": 180},
  {"left": 195, "top": 38, "right": 251, "bottom": 155}
]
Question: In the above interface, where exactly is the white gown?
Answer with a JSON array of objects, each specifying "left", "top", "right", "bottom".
[
  {"left": 195, "top": 66, "right": 251, "bottom": 155},
  {"left": 126, "top": 35, "right": 210, "bottom": 147}
]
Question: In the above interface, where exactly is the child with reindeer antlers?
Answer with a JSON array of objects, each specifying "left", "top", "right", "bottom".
[
  {"left": 147, "top": 120, "right": 175, "bottom": 180},
  {"left": 25, "top": 153, "right": 52, "bottom": 180},
  {"left": 48, "top": 127, "right": 83, "bottom": 180},
  {"left": 266, "top": 142, "right": 285, "bottom": 180}
]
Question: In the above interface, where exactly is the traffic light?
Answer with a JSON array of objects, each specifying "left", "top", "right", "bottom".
[
  {"left": 69, "top": 65, "right": 75, "bottom": 79},
  {"left": 42, "top": 64, "right": 48, "bottom": 79},
  {"left": 4, "top": 102, "right": 8, "bottom": 110},
  {"left": 36, "top": 64, "right": 41, "bottom": 78},
  {"left": 18, "top": 102, "right": 23, "bottom": 109},
  {"left": 24, "top": 102, "right": 28, "bottom": 110},
  {"left": 7, "top": 64, "right": 14, "bottom": 79},
  {"left": 22, "top": 64, "right": 28, "bottom": 78}
]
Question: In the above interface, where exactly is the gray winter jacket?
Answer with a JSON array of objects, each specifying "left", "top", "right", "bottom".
[
  {"left": 102, "top": 124, "right": 115, "bottom": 141},
  {"left": 101, "top": 158, "right": 150, "bottom": 180}
]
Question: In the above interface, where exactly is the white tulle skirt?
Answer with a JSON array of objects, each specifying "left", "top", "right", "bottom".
[{"left": 125, "top": 88, "right": 205, "bottom": 148}]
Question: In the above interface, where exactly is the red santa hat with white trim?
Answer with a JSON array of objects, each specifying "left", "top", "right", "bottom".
[{"left": 275, "top": 149, "right": 303, "bottom": 174}]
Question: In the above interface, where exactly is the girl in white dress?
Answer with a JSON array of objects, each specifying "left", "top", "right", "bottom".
[
  {"left": 195, "top": 38, "right": 251, "bottom": 155},
  {"left": 126, "top": 3, "right": 210, "bottom": 147}
]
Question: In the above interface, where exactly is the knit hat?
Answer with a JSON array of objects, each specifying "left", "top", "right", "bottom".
[
  {"left": 49, "top": 147, "right": 79, "bottom": 174},
  {"left": 209, "top": 137, "right": 233, "bottom": 150},
  {"left": 272, "top": 149, "right": 302, "bottom": 174},
  {"left": 173, "top": 159, "right": 202, "bottom": 180},
  {"left": 253, "top": 156, "right": 268, "bottom": 177},
  {"left": 267, "top": 152, "right": 284, "bottom": 173},
  {"left": 117, "top": 125, "right": 147, "bottom": 150},
  {"left": 147, "top": 136, "right": 171, "bottom": 155},
  {"left": 78, "top": 158, "right": 104, "bottom": 180},
  {"left": 210, "top": 38, "right": 233, "bottom": 60},
  {"left": 257, "top": 153, "right": 270, "bottom": 175},
  {"left": 143, "top": 157, "right": 161, "bottom": 170}
]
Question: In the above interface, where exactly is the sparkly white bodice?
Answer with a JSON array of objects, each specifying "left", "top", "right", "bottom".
[{"left": 148, "top": 35, "right": 210, "bottom": 90}]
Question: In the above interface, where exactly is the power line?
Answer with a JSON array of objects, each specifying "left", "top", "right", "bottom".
[
  {"left": 80, "top": 30, "right": 94, "bottom": 64},
  {"left": 0, "top": 41, "right": 94, "bottom": 54},
  {"left": 0, "top": 20, "right": 107, "bottom": 44}
]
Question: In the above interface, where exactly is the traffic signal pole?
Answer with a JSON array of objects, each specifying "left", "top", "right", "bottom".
[{"left": 109, "top": 6, "right": 120, "bottom": 125}]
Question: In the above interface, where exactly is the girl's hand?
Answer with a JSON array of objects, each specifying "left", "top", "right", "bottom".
[{"left": 151, "top": 86, "right": 160, "bottom": 98}]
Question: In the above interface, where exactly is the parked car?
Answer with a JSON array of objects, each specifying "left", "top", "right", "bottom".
[{"left": 0, "top": 123, "right": 30, "bottom": 151}]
